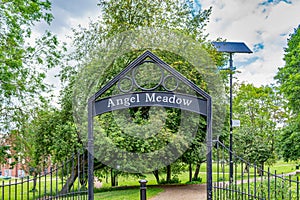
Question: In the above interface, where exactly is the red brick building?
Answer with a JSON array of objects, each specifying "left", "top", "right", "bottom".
[
  {"left": 0, "top": 133, "right": 27, "bottom": 178},
  {"left": 1, "top": 132, "right": 52, "bottom": 178},
  {"left": 1, "top": 162, "right": 26, "bottom": 177}
]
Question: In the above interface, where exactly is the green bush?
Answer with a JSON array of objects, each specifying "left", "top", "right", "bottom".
[
  {"left": 159, "top": 175, "right": 181, "bottom": 184},
  {"left": 192, "top": 177, "right": 202, "bottom": 182},
  {"left": 186, "top": 177, "right": 202, "bottom": 184}
]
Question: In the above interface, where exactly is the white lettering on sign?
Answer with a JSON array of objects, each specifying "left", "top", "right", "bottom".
[
  {"left": 145, "top": 93, "right": 192, "bottom": 106},
  {"left": 108, "top": 94, "right": 140, "bottom": 107},
  {"left": 107, "top": 93, "right": 193, "bottom": 108}
]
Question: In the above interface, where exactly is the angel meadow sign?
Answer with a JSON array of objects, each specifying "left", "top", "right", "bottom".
[{"left": 95, "top": 92, "right": 207, "bottom": 116}]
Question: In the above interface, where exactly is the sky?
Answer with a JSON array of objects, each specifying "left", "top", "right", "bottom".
[{"left": 37, "top": 0, "right": 300, "bottom": 89}]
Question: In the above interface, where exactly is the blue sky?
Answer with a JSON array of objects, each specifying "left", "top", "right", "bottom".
[{"left": 38, "top": 0, "right": 300, "bottom": 89}]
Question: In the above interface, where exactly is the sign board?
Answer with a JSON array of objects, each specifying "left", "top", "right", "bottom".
[
  {"left": 232, "top": 120, "right": 240, "bottom": 127},
  {"left": 94, "top": 92, "right": 207, "bottom": 116}
]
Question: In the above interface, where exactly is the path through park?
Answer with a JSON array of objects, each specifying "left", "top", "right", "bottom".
[{"left": 149, "top": 184, "right": 207, "bottom": 200}]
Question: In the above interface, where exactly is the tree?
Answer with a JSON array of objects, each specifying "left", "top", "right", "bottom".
[
  {"left": 232, "top": 83, "right": 282, "bottom": 173},
  {"left": 0, "top": 0, "right": 65, "bottom": 134},
  {"left": 278, "top": 121, "right": 300, "bottom": 162},
  {"left": 65, "top": 0, "right": 212, "bottom": 73},
  {"left": 57, "top": 0, "right": 225, "bottom": 187},
  {"left": 9, "top": 101, "right": 92, "bottom": 192},
  {"left": 275, "top": 25, "right": 300, "bottom": 162}
]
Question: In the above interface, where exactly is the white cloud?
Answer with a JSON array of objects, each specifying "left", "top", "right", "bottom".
[{"left": 201, "top": 0, "right": 300, "bottom": 86}]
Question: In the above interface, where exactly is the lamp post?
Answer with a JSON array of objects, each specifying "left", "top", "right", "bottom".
[{"left": 212, "top": 42, "right": 252, "bottom": 183}]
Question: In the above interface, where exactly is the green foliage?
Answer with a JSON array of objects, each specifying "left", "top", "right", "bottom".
[
  {"left": 159, "top": 175, "right": 181, "bottom": 184},
  {"left": 0, "top": 0, "right": 66, "bottom": 133},
  {"left": 186, "top": 177, "right": 202, "bottom": 184},
  {"left": 278, "top": 121, "right": 300, "bottom": 162},
  {"left": 68, "top": 42, "right": 221, "bottom": 172},
  {"left": 0, "top": 144, "right": 10, "bottom": 164},
  {"left": 66, "top": 0, "right": 214, "bottom": 78},
  {"left": 276, "top": 26, "right": 300, "bottom": 114},
  {"left": 232, "top": 83, "right": 282, "bottom": 166},
  {"left": 249, "top": 178, "right": 295, "bottom": 200},
  {"left": 9, "top": 104, "right": 83, "bottom": 174},
  {"left": 58, "top": 0, "right": 225, "bottom": 179},
  {"left": 99, "top": 0, "right": 211, "bottom": 36},
  {"left": 275, "top": 26, "right": 300, "bottom": 162}
]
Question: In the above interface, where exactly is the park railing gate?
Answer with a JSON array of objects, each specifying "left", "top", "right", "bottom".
[
  {"left": 0, "top": 151, "right": 88, "bottom": 200},
  {"left": 213, "top": 140, "right": 300, "bottom": 200}
]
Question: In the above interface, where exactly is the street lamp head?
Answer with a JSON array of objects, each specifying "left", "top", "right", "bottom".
[{"left": 211, "top": 42, "right": 253, "bottom": 54}]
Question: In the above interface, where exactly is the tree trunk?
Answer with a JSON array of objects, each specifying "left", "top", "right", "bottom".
[
  {"left": 59, "top": 153, "right": 104, "bottom": 194},
  {"left": 152, "top": 170, "right": 160, "bottom": 184},
  {"left": 31, "top": 174, "right": 38, "bottom": 192},
  {"left": 166, "top": 165, "right": 171, "bottom": 183},
  {"left": 258, "top": 162, "right": 264, "bottom": 176},
  {"left": 193, "top": 163, "right": 201, "bottom": 180},
  {"left": 111, "top": 168, "right": 118, "bottom": 187},
  {"left": 111, "top": 168, "right": 115, "bottom": 186},
  {"left": 244, "top": 164, "right": 249, "bottom": 175},
  {"left": 79, "top": 176, "right": 88, "bottom": 190},
  {"left": 115, "top": 174, "right": 118, "bottom": 186},
  {"left": 60, "top": 164, "right": 79, "bottom": 194},
  {"left": 189, "top": 163, "right": 192, "bottom": 182}
]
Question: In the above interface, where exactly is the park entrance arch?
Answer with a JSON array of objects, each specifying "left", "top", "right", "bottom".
[{"left": 87, "top": 50, "right": 213, "bottom": 200}]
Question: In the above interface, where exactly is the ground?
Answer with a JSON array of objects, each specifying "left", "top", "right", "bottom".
[{"left": 149, "top": 184, "right": 207, "bottom": 200}]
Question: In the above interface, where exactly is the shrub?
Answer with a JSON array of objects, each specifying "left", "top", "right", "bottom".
[{"left": 159, "top": 175, "right": 181, "bottom": 184}]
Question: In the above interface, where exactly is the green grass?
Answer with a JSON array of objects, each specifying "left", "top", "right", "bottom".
[
  {"left": 94, "top": 187, "right": 163, "bottom": 200},
  {"left": 99, "top": 175, "right": 158, "bottom": 188},
  {"left": 0, "top": 177, "right": 79, "bottom": 200},
  {"left": 267, "top": 160, "right": 298, "bottom": 174},
  {"left": 96, "top": 161, "right": 298, "bottom": 187}
]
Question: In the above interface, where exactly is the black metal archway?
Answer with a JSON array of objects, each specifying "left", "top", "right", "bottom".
[{"left": 87, "top": 50, "right": 213, "bottom": 200}]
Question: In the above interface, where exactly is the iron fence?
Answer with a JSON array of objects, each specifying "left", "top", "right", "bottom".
[
  {"left": 0, "top": 152, "right": 88, "bottom": 200},
  {"left": 213, "top": 140, "right": 300, "bottom": 200}
]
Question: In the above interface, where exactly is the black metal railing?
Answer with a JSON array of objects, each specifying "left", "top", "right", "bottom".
[
  {"left": 0, "top": 151, "right": 88, "bottom": 200},
  {"left": 213, "top": 140, "right": 300, "bottom": 200}
]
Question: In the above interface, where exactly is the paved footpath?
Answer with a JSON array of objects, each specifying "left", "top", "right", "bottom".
[{"left": 149, "top": 184, "right": 207, "bottom": 200}]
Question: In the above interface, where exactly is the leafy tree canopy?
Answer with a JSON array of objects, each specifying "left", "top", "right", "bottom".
[
  {"left": 64, "top": 0, "right": 215, "bottom": 81},
  {"left": 57, "top": 0, "right": 226, "bottom": 175},
  {"left": 275, "top": 25, "right": 300, "bottom": 162},
  {"left": 0, "top": 0, "right": 65, "bottom": 133},
  {"left": 275, "top": 26, "right": 300, "bottom": 115},
  {"left": 233, "top": 83, "right": 283, "bottom": 166}
]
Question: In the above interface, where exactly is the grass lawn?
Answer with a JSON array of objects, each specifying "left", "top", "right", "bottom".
[
  {"left": 267, "top": 160, "right": 298, "bottom": 174},
  {"left": 0, "top": 177, "right": 81, "bottom": 200},
  {"left": 94, "top": 187, "right": 163, "bottom": 200}
]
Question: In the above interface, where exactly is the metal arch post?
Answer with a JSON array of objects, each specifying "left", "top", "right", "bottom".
[
  {"left": 88, "top": 96, "right": 95, "bottom": 200},
  {"left": 229, "top": 53, "right": 234, "bottom": 184},
  {"left": 206, "top": 97, "right": 213, "bottom": 200}
]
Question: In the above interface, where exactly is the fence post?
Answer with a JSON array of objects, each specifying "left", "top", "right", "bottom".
[{"left": 139, "top": 180, "right": 147, "bottom": 200}]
